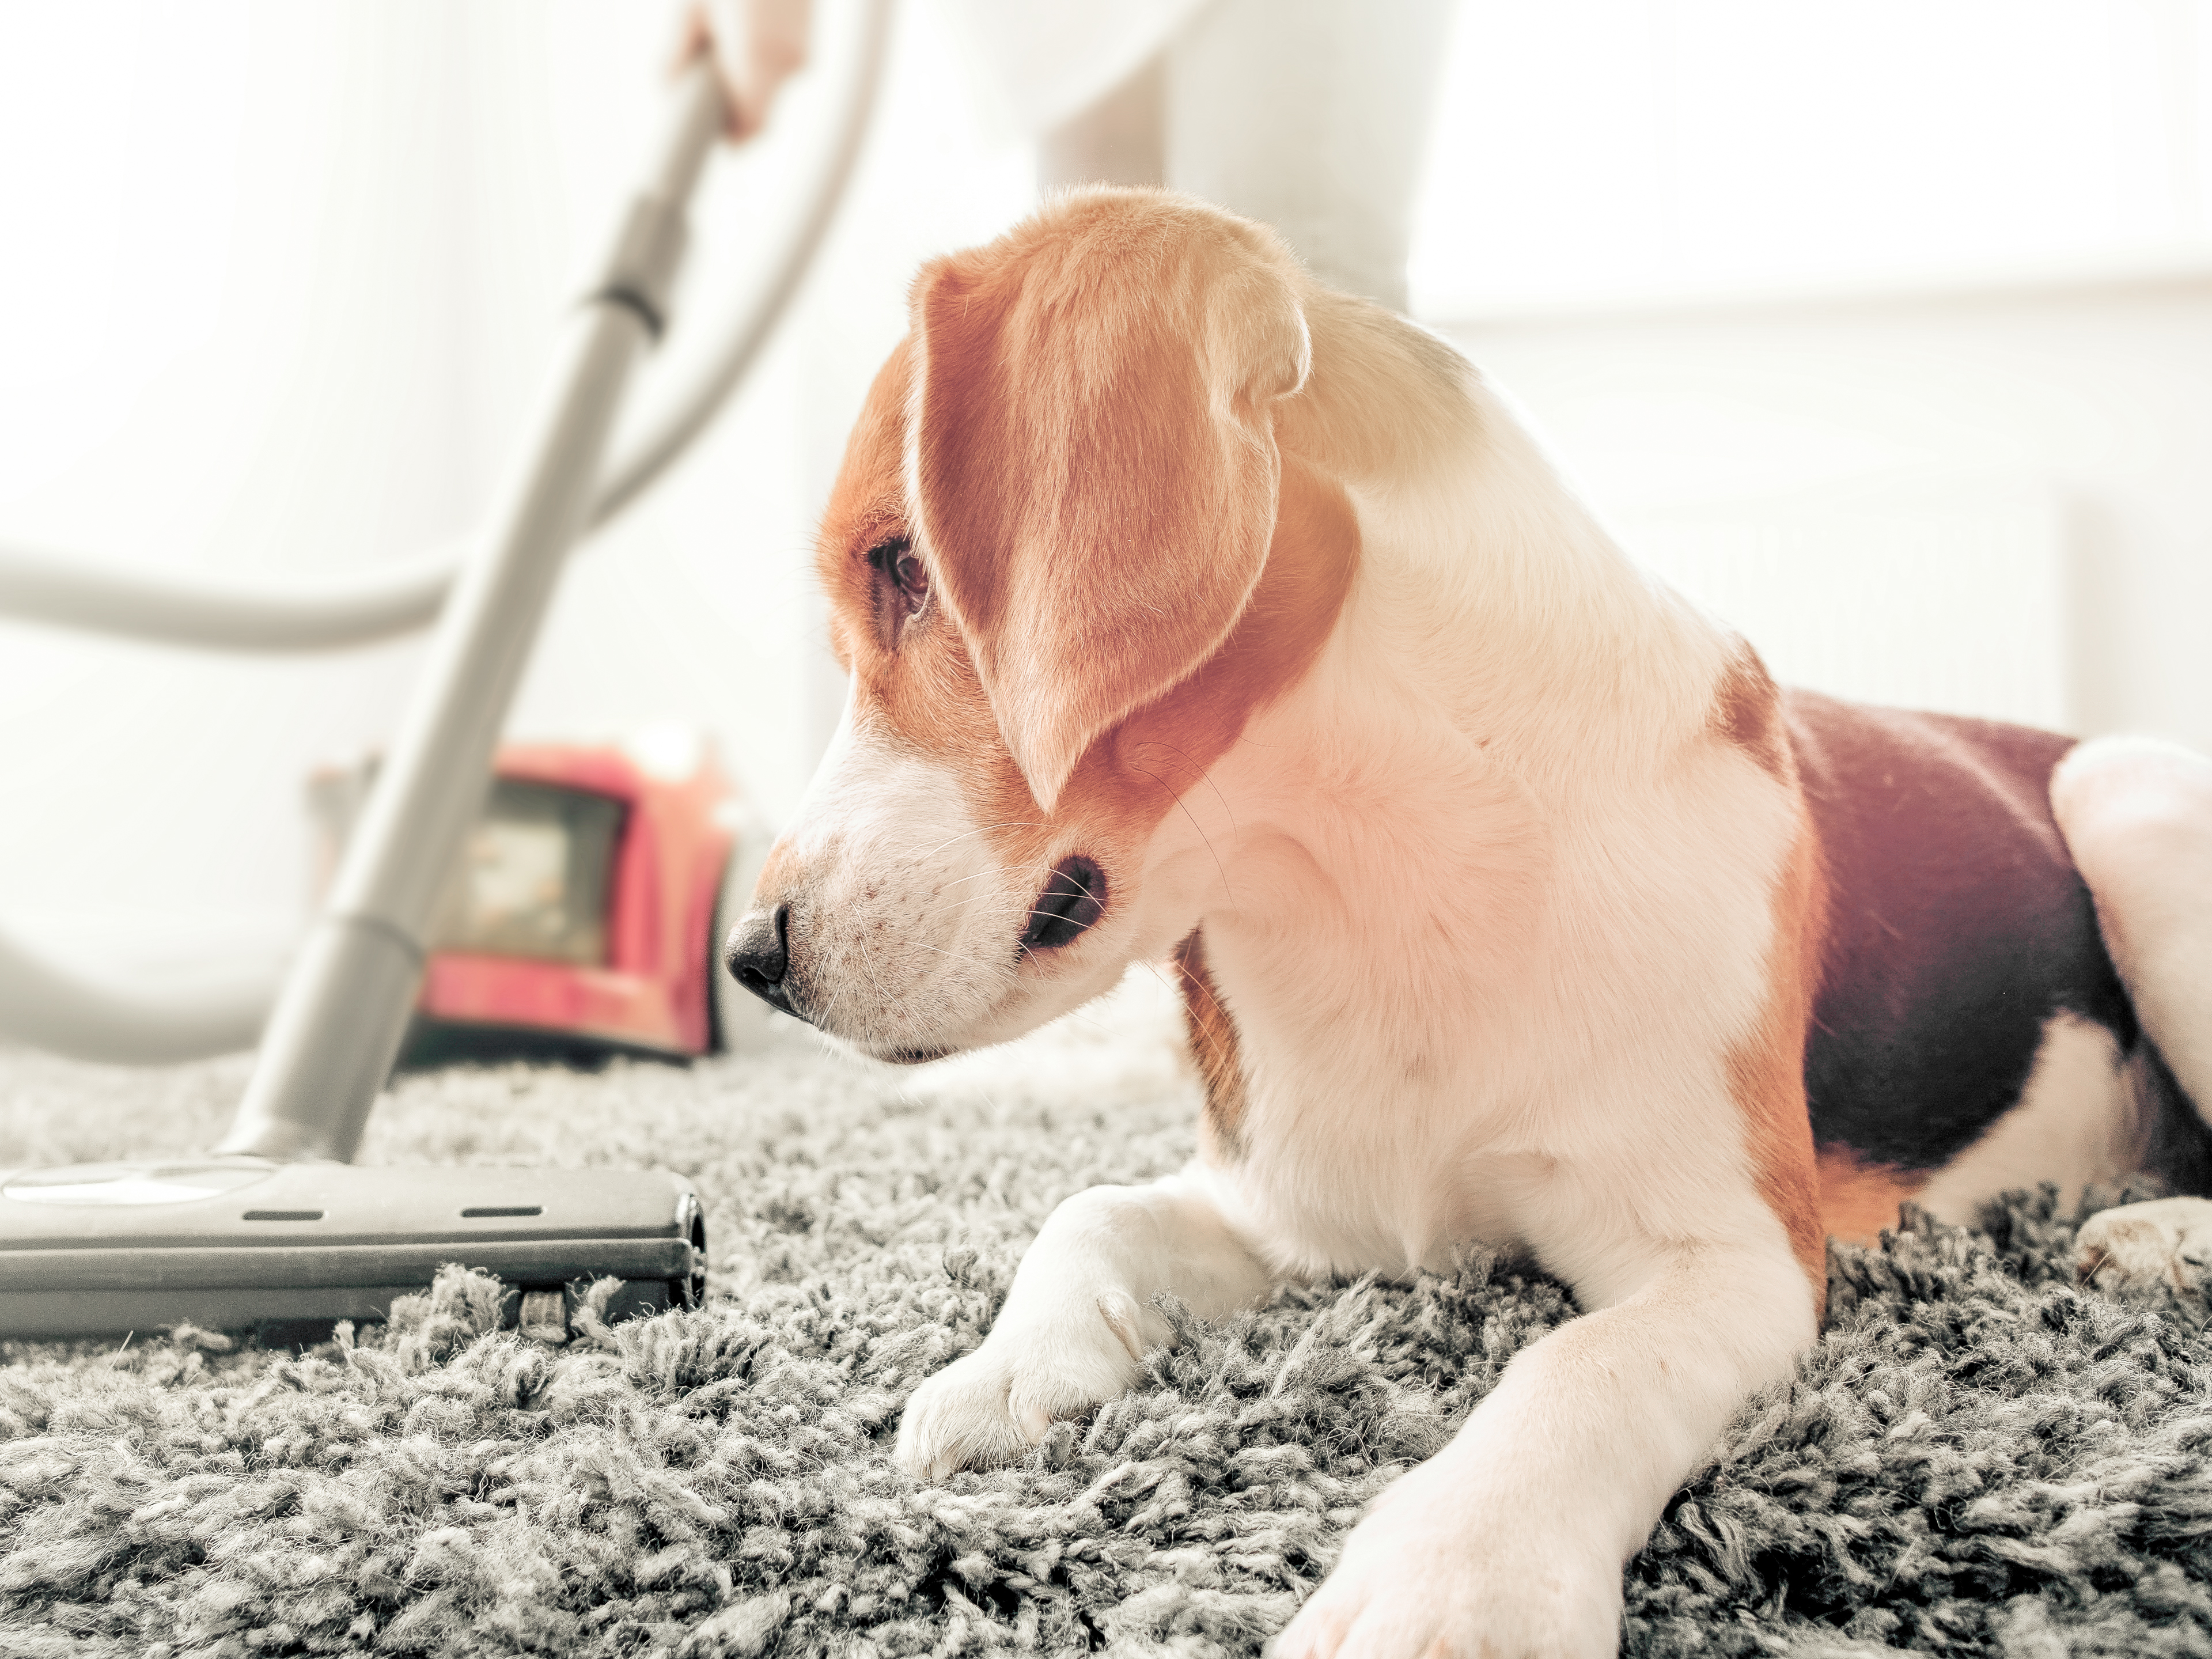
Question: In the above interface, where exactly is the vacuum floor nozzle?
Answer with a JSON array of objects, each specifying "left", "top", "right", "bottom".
[{"left": 0, "top": 1158, "right": 704, "bottom": 1340}]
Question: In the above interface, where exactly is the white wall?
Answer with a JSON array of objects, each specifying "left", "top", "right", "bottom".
[
  {"left": 0, "top": 4, "right": 462, "bottom": 972},
  {"left": 1451, "top": 275, "right": 2212, "bottom": 751},
  {"left": 1411, "top": 0, "right": 2212, "bottom": 313}
]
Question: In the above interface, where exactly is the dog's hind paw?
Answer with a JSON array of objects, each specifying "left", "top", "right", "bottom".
[{"left": 2075, "top": 1197, "right": 2212, "bottom": 1300}]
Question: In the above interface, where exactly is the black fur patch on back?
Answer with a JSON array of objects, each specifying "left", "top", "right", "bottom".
[{"left": 1789, "top": 690, "right": 2137, "bottom": 1172}]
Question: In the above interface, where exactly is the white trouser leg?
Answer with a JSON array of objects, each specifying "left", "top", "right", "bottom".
[
  {"left": 2053, "top": 736, "right": 2212, "bottom": 1296},
  {"left": 2052, "top": 734, "right": 2212, "bottom": 1113},
  {"left": 1165, "top": 0, "right": 1456, "bottom": 312}
]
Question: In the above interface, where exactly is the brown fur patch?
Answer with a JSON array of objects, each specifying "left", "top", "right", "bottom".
[
  {"left": 1727, "top": 813, "right": 1830, "bottom": 1320},
  {"left": 1713, "top": 641, "right": 1790, "bottom": 783},
  {"left": 1103, "top": 453, "right": 1358, "bottom": 802},
  {"left": 1171, "top": 930, "right": 1247, "bottom": 1162},
  {"left": 1815, "top": 1145, "right": 1925, "bottom": 1244}
]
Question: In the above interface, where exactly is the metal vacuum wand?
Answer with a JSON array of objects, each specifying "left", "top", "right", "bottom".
[{"left": 218, "top": 68, "right": 725, "bottom": 1165}]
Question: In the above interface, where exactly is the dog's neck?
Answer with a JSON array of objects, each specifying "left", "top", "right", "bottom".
[
  {"left": 1278, "top": 288, "right": 1735, "bottom": 798},
  {"left": 1136, "top": 294, "right": 1747, "bottom": 1033}
]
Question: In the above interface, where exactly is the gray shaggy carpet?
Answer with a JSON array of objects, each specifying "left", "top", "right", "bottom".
[{"left": 5, "top": 974, "right": 2212, "bottom": 1658}]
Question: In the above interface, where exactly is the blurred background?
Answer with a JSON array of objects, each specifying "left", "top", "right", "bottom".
[{"left": 2, "top": 0, "right": 2208, "bottom": 990}]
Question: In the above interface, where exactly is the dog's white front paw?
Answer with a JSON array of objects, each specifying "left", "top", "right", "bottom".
[
  {"left": 893, "top": 1290, "right": 1156, "bottom": 1480},
  {"left": 2077, "top": 1196, "right": 2212, "bottom": 1298},
  {"left": 1271, "top": 1461, "right": 1622, "bottom": 1659}
]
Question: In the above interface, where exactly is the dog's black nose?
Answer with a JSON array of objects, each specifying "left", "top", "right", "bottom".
[
  {"left": 1021, "top": 856, "right": 1107, "bottom": 950},
  {"left": 725, "top": 903, "right": 796, "bottom": 1014}
]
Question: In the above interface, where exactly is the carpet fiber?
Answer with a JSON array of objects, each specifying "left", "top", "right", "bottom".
[{"left": 5, "top": 975, "right": 2212, "bottom": 1657}]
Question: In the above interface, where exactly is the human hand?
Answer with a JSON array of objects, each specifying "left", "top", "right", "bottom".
[{"left": 678, "top": 0, "right": 810, "bottom": 142}]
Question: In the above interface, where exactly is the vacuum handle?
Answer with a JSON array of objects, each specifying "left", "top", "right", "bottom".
[{"left": 218, "top": 68, "right": 725, "bottom": 1164}]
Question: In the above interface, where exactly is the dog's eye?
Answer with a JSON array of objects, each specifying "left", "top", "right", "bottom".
[
  {"left": 866, "top": 536, "right": 927, "bottom": 634},
  {"left": 891, "top": 548, "right": 928, "bottom": 613}
]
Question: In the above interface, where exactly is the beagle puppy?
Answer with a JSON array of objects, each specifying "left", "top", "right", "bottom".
[{"left": 725, "top": 189, "right": 2212, "bottom": 1657}]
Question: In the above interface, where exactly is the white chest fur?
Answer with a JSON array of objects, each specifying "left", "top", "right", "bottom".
[{"left": 1148, "top": 463, "right": 1806, "bottom": 1308}]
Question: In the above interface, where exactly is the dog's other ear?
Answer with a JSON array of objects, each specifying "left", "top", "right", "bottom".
[{"left": 908, "top": 193, "right": 1311, "bottom": 812}]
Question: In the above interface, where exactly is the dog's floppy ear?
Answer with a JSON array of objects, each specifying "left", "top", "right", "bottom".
[{"left": 908, "top": 194, "right": 1311, "bottom": 812}]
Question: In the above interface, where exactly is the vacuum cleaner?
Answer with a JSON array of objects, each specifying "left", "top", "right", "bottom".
[{"left": 0, "top": 7, "right": 891, "bottom": 1344}]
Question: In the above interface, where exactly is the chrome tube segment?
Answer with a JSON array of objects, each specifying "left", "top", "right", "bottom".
[
  {"left": 591, "top": 0, "right": 893, "bottom": 524},
  {"left": 217, "top": 69, "right": 724, "bottom": 1162}
]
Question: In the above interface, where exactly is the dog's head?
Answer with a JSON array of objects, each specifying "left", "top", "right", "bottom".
[{"left": 725, "top": 191, "right": 1359, "bottom": 1061}]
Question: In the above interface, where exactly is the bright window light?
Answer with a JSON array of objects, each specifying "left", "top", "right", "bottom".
[{"left": 1410, "top": 0, "right": 2212, "bottom": 316}]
